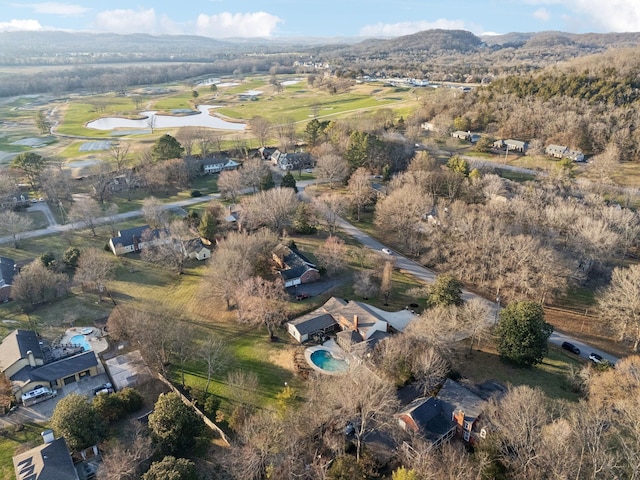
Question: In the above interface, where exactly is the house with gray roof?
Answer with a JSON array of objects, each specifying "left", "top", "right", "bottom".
[
  {"left": 0, "top": 329, "right": 100, "bottom": 398},
  {"left": 13, "top": 430, "right": 79, "bottom": 480},
  {"left": 287, "top": 313, "right": 339, "bottom": 343},
  {"left": 273, "top": 244, "right": 320, "bottom": 288},
  {"left": 397, "top": 378, "right": 487, "bottom": 447},
  {"left": 0, "top": 256, "right": 16, "bottom": 302},
  {"left": 108, "top": 225, "right": 164, "bottom": 256}
]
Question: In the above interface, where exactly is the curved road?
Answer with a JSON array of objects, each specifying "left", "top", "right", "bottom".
[{"left": 1, "top": 181, "right": 621, "bottom": 364}]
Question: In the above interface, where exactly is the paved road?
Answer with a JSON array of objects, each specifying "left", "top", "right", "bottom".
[
  {"left": 549, "top": 331, "right": 619, "bottom": 365},
  {"left": 2, "top": 181, "right": 622, "bottom": 365},
  {"left": 0, "top": 193, "right": 223, "bottom": 245}
]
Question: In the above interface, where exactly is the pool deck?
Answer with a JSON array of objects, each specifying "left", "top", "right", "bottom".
[
  {"left": 61, "top": 327, "right": 109, "bottom": 354},
  {"left": 304, "top": 343, "right": 349, "bottom": 375}
]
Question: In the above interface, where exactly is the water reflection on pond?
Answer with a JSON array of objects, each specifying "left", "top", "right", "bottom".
[{"left": 86, "top": 105, "right": 245, "bottom": 131}]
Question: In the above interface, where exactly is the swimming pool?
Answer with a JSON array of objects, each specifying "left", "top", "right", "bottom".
[
  {"left": 309, "top": 349, "right": 348, "bottom": 373},
  {"left": 69, "top": 334, "right": 92, "bottom": 352}
]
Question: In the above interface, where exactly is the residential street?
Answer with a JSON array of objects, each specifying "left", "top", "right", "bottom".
[{"left": 0, "top": 180, "right": 622, "bottom": 365}]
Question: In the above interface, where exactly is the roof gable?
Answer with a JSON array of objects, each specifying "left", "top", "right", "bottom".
[
  {"left": 13, "top": 437, "right": 78, "bottom": 480},
  {"left": 0, "top": 256, "right": 15, "bottom": 287},
  {"left": 110, "top": 225, "right": 153, "bottom": 248},
  {"left": 30, "top": 351, "right": 98, "bottom": 382},
  {"left": 0, "top": 330, "right": 44, "bottom": 371}
]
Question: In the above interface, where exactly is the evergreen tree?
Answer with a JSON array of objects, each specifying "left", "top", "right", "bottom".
[
  {"left": 426, "top": 274, "right": 465, "bottom": 308},
  {"left": 148, "top": 392, "right": 204, "bottom": 456},
  {"left": 198, "top": 211, "right": 217, "bottom": 242},
  {"left": 152, "top": 134, "right": 184, "bottom": 161},
  {"left": 280, "top": 171, "right": 298, "bottom": 192},
  {"left": 50, "top": 393, "right": 105, "bottom": 451},
  {"left": 495, "top": 301, "right": 553, "bottom": 367},
  {"left": 260, "top": 172, "right": 275, "bottom": 191}
]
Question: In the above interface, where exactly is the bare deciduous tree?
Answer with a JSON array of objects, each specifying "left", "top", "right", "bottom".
[
  {"left": 236, "top": 276, "right": 288, "bottom": 338},
  {"left": 218, "top": 169, "right": 243, "bottom": 202},
  {"left": 241, "top": 157, "right": 269, "bottom": 193},
  {"left": 140, "top": 219, "right": 191, "bottom": 274},
  {"left": 597, "top": 264, "right": 640, "bottom": 351},
  {"left": 0, "top": 210, "right": 33, "bottom": 248},
  {"left": 248, "top": 116, "right": 272, "bottom": 147},
  {"left": 240, "top": 187, "right": 299, "bottom": 235},
  {"left": 348, "top": 167, "right": 376, "bottom": 221},
  {"left": 313, "top": 193, "right": 347, "bottom": 236},
  {"left": 315, "top": 152, "right": 348, "bottom": 189},
  {"left": 141, "top": 196, "right": 168, "bottom": 229},
  {"left": 199, "top": 334, "right": 229, "bottom": 398},
  {"left": 315, "top": 235, "right": 347, "bottom": 276},
  {"left": 97, "top": 421, "right": 153, "bottom": 480},
  {"left": 12, "top": 260, "right": 69, "bottom": 305},
  {"left": 68, "top": 197, "right": 102, "bottom": 236},
  {"left": 75, "top": 248, "right": 116, "bottom": 300}
]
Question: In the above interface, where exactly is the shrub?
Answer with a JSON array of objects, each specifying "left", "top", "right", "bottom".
[{"left": 190, "top": 190, "right": 202, "bottom": 197}]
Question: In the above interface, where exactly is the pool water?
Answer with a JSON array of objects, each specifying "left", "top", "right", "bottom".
[
  {"left": 69, "top": 334, "right": 92, "bottom": 352},
  {"left": 310, "top": 350, "right": 348, "bottom": 372}
]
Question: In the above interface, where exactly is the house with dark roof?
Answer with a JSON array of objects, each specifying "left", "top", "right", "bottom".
[
  {"left": 182, "top": 238, "right": 211, "bottom": 261},
  {"left": 202, "top": 158, "right": 241, "bottom": 174},
  {"left": 273, "top": 245, "right": 320, "bottom": 288},
  {"left": 13, "top": 431, "right": 79, "bottom": 480},
  {"left": 545, "top": 144, "right": 585, "bottom": 162},
  {"left": 271, "top": 150, "right": 314, "bottom": 171},
  {"left": 0, "top": 256, "right": 16, "bottom": 302},
  {"left": 0, "top": 329, "right": 99, "bottom": 398},
  {"left": 287, "top": 313, "right": 339, "bottom": 343},
  {"left": 397, "top": 378, "right": 486, "bottom": 447},
  {"left": 493, "top": 139, "right": 528, "bottom": 153},
  {"left": 108, "top": 225, "right": 163, "bottom": 255}
]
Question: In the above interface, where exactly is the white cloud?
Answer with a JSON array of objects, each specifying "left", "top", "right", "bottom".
[
  {"left": 0, "top": 19, "right": 43, "bottom": 32},
  {"left": 533, "top": 8, "right": 551, "bottom": 22},
  {"left": 93, "top": 8, "right": 160, "bottom": 34},
  {"left": 23, "top": 2, "right": 90, "bottom": 16},
  {"left": 359, "top": 19, "right": 471, "bottom": 37},
  {"left": 523, "top": 0, "right": 640, "bottom": 32},
  {"left": 195, "top": 12, "right": 283, "bottom": 38}
]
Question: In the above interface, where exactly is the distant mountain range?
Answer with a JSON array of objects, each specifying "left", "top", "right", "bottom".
[{"left": 2, "top": 29, "right": 640, "bottom": 59}]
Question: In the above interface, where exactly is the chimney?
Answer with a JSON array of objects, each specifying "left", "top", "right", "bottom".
[
  {"left": 353, "top": 315, "right": 358, "bottom": 331},
  {"left": 27, "top": 350, "right": 36, "bottom": 367},
  {"left": 41, "top": 429, "right": 55, "bottom": 444}
]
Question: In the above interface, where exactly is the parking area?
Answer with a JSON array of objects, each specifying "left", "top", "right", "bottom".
[{"left": 0, "top": 370, "right": 112, "bottom": 427}]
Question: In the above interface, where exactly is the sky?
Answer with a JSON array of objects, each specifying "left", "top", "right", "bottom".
[{"left": 0, "top": 1, "right": 639, "bottom": 39}]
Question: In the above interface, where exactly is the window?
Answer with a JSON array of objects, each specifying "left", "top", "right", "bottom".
[{"left": 480, "top": 428, "right": 487, "bottom": 439}]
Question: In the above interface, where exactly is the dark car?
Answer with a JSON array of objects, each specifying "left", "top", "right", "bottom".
[
  {"left": 561, "top": 341, "right": 580, "bottom": 355},
  {"left": 296, "top": 293, "right": 310, "bottom": 301}
]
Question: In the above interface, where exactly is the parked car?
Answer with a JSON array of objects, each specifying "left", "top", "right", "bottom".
[
  {"left": 93, "top": 382, "right": 114, "bottom": 395},
  {"left": 561, "top": 341, "right": 580, "bottom": 355},
  {"left": 589, "top": 353, "right": 603, "bottom": 364},
  {"left": 296, "top": 293, "right": 310, "bottom": 301},
  {"left": 381, "top": 248, "right": 393, "bottom": 255}
]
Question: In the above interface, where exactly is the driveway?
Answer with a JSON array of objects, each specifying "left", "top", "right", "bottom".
[
  {"left": 27, "top": 200, "right": 58, "bottom": 227},
  {"left": 0, "top": 371, "right": 111, "bottom": 428}
]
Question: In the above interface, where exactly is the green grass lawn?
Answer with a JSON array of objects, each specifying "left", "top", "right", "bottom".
[
  {"left": 0, "top": 423, "right": 48, "bottom": 480},
  {"left": 454, "top": 341, "right": 584, "bottom": 402}
]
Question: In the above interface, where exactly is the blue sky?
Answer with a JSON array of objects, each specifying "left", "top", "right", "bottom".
[{"left": 1, "top": 1, "right": 639, "bottom": 38}]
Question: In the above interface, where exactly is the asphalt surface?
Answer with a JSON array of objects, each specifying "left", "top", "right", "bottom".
[{"left": 1, "top": 179, "right": 622, "bottom": 365}]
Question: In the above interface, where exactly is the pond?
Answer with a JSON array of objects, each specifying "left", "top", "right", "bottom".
[{"left": 86, "top": 104, "right": 245, "bottom": 131}]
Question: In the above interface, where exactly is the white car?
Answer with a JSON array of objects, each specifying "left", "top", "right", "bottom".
[{"left": 381, "top": 248, "right": 393, "bottom": 255}]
